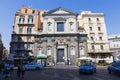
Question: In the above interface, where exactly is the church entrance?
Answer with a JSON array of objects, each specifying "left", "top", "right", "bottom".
[{"left": 57, "top": 49, "right": 64, "bottom": 62}]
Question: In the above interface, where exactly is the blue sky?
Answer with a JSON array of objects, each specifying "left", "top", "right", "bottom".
[{"left": 0, "top": 0, "right": 120, "bottom": 50}]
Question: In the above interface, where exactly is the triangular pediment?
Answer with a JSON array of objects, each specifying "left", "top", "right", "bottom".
[
  {"left": 44, "top": 7, "right": 78, "bottom": 16},
  {"left": 52, "top": 9, "right": 70, "bottom": 14}
]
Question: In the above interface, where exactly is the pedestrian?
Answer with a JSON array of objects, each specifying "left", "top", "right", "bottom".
[
  {"left": 17, "top": 65, "right": 21, "bottom": 78},
  {"left": 21, "top": 65, "right": 25, "bottom": 78},
  {"left": 4, "top": 62, "right": 10, "bottom": 77},
  {"left": 10, "top": 63, "right": 14, "bottom": 74},
  {"left": 0, "top": 61, "right": 4, "bottom": 80}
]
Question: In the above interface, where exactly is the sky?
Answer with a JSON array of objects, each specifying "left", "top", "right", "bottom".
[{"left": 0, "top": 0, "right": 120, "bottom": 50}]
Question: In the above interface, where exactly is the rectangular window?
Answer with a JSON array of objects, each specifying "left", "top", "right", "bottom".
[
  {"left": 17, "top": 44, "right": 20, "bottom": 49},
  {"left": 18, "top": 37, "right": 22, "bottom": 42},
  {"left": 71, "top": 48, "right": 75, "bottom": 55},
  {"left": 97, "top": 18, "right": 99, "bottom": 22},
  {"left": 19, "top": 27, "right": 23, "bottom": 34},
  {"left": 57, "top": 22, "right": 64, "bottom": 32},
  {"left": 98, "top": 27, "right": 101, "bottom": 31},
  {"left": 47, "top": 48, "right": 51, "bottom": 56},
  {"left": 88, "top": 18, "right": 91, "bottom": 22},
  {"left": 32, "top": 10, "right": 35, "bottom": 14},
  {"left": 27, "top": 44, "right": 30, "bottom": 49},
  {"left": 25, "top": 9, "right": 27, "bottom": 13},
  {"left": 27, "top": 27, "right": 32, "bottom": 34},
  {"left": 38, "top": 48, "right": 42, "bottom": 55},
  {"left": 92, "top": 45, "right": 94, "bottom": 50},
  {"left": 19, "top": 16, "right": 24, "bottom": 24},
  {"left": 79, "top": 37, "right": 86, "bottom": 41},
  {"left": 90, "top": 36, "right": 94, "bottom": 40},
  {"left": 100, "top": 45, "right": 104, "bottom": 50},
  {"left": 89, "top": 27, "right": 92, "bottom": 31},
  {"left": 27, "top": 36, "right": 31, "bottom": 42},
  {"left": 99, "top": 36, "right": 102, "bottom": 40},
  {"left": 28, "top": 16, "right": 33, "bottom": 24}
]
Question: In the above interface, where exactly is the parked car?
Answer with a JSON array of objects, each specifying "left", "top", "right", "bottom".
[
  {"left": 79, "top": 62, "right": 96, "bottom": 74},
  {"left": 24, "top": 62, "right": 44, "bottom": 70},
  {"left": 107, "top": 61, "right": 120, "bottom": 74}
]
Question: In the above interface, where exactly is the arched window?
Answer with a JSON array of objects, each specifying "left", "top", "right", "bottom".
[
  {"left": 28, "top": 16, "right": 33, "bottom": 24},
  {"left": 19, "top": 15, "right": 24, "bottom": 24}
]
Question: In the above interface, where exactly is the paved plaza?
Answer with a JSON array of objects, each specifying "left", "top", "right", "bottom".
[{"left": 5, "top": 65, "right": 120, "bottom": 80}]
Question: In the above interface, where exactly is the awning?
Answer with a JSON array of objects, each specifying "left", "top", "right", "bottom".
[
  {"left": 78, "top": 57, "right": 92, "bottom": 60},
  {"left": 37, "top": 53, "right": 47, "bottom": 59}
]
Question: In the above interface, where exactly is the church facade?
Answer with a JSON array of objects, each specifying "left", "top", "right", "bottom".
[
  {"left": 10, "top": 6, "right": 112, "bottom": 65},
  {"left": 34, "top": 7, "right": 87, "bottom": 64}
]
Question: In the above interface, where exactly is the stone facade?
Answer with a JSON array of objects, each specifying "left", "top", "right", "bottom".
[
  {"left": 10, "top": 7, "right": 112, "bottom": 64},
  {"left": 34, "top": 7, "right": 87, "bottom": 65}
]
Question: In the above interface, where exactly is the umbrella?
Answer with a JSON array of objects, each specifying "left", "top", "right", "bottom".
[{"left": 37, "top": 53, "right": 47, "bottom": 59}]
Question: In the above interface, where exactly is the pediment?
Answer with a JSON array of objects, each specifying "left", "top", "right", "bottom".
[
  {"left": 52, "top": 9, "right": 69, "bottom": 14},
  {"left": 44, "top": 7, "right": 78, "bottom": 16}
]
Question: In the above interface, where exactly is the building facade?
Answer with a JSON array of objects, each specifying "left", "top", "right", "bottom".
[
  {"left": 0, "top": 34, "right": 8, "bottom": 61},
  {"left": 10, "top": 7, "right": 112, "bottom": 64},
  {"left": 108, "top": 34, "right": 120, "bottom": 61},
  {"left": 0, "top": 34, "right": 4, "bottom": 60},
  {"left": 78, "top": 11, "right": 113, "bottom": 63}
]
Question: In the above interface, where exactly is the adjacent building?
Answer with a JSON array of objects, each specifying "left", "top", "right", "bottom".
[
  {"left": 10, "top": 7, "right": 112, "bottom": 65},
  {"left": 0, "top": 34, "right": 8, "bottom": 61},
  {"left": 108, "top": 34, "right": 120, "bottom": 61},
  {"left": 0, "top": 34, "right": 4, "bottom": 60},
  {"left": 78, "top": 11, "right": 113, "bottom": 63}
]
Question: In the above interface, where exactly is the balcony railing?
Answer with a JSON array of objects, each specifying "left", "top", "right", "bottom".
[
  {"left": 88, "top": 49, "right": 112, "bottom": 53},
  {"left": 18, "top": 22, "right": 34, "bottom": 26},
  {"left": 88, "top": 40, "right": 108, "bottom": 44}
]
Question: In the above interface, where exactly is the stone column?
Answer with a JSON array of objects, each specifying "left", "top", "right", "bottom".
[{"left": 54, "top": 46, "right": 57, "bottom": 65}]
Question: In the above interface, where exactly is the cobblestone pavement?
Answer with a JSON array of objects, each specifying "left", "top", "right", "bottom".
[{"left": 6, "top": 65, "right": 120, "bottom": 80}]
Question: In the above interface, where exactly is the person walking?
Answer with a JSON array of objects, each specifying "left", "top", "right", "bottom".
[
  {"left": 0, "top": 61, "right": 4, "bottom": 80},
  {"left": 17, "top": 65, "right": 21, "bottom": 78},
  {"left": 9, "top": 63, "right": 14, "bottom": 75},
  {"left": 21, "top": 65, "right": 25, "bottom": 78},
  {"left": 4, "top": 62, "right": 10, "bottom": 78}
]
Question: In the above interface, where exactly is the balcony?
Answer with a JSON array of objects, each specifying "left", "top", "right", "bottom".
[
  {"left": 18, "top": 22, "right": 34, "bottom": 26},
  {"left": 11, "top": 40, "right": 18, "bottom": 42},
  {"left": 98, "top": 31, "right": 103, "bottom": 34},
  {"left": 15, "top": 48, "right": 32, "bottom": 52},
  {"left": 88, "top": 49, "right": 112, "bottom": 53},
  {"left": 88, "top": 40, "right": 108, "bottom": 44},
  {"left": 89, "top": 31, "right": 95, "bottom": 34}
]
